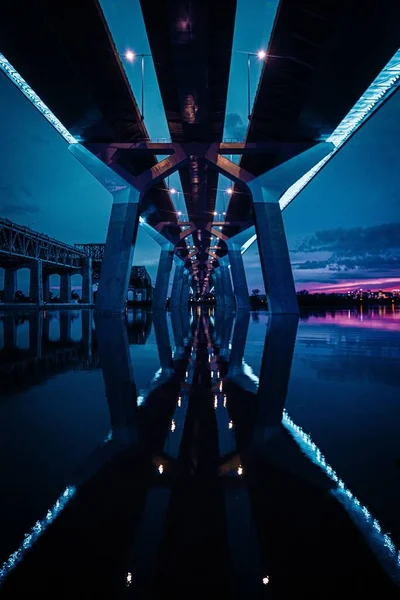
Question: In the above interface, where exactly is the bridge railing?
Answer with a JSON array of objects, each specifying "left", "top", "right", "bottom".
[{"left": 0, "top": 218, "right": 86, "bottom": 267}]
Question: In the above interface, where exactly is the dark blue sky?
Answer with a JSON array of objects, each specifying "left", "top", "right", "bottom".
[{"left": 1, "top": 0, "right": 399, "bottom": 293}]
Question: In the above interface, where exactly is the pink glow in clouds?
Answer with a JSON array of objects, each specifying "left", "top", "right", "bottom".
[{"left": 297, "top": 277, "right": 400, "bottom": 294}]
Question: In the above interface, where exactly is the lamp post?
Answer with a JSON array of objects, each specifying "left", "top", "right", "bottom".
[
  {"left": 125, "top": 49, "right": 151, "bottom": 122},
  {"left": 245, "top": 50, "right": 266, "bottom": 120}
]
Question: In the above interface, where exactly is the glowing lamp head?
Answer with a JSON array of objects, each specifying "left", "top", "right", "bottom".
[
  {"left": 213, "top": 211, "right": 218, "bottom": 216},
  {"left": 170, "top": 188, "right": 177, "bottom": 194},
  {"left": 177, "top": 211, "right": 182, "bottom": 216},
  {"left": 257, "top": 50, "right": 267, "bottom": 60},
  {"left": 125, "top": 50, "right": 135, "bottom": 62},
  {"left": 226, "top": 188, "right": 233, "bottom": 195}
]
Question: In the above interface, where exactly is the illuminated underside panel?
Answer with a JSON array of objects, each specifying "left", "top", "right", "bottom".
[
  {"left": 0, "top": 53, "right": 78, "bottom": 145},
  {"left": 279, "top": 49, "right": 400, "bottom": 212}
]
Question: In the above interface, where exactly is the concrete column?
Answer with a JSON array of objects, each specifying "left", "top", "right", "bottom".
[
  {"left": 170, "top": 310, "right": 185, "bottom": 359},
  {"left": 4, "top": 268, "right": 17, "bottom": 302},
  {"left": 179, "top": 270, "right": 189, "bottom": 308},
  {"left": 43, "top": 272, "right": 51, "bottom": 302},
  {"left": 253, "top": 198, "right": 298, "bottom": 314},
  {"left": 29, "top": 261, "right": 43, "bottom": 306},
  {"left": 153, "top": 245, "right": 174, "bottom": 310},
  {"left": 29, "top": 312, "right": 43, "bottom": 358},
  {"left": 153, "top": 310, "right": 173, "bottom": 371},
  {"left": 59, "top": 311, "right": 71, "bottom": 343},
  {"left": 170, "top": 263, "right": 184, "bottom": 310},
  {"left": 228, "top": 245, "right": 250, "bottom": 310},
  {"left": 82, "top": 258, "right": 93, "bottom": 304},
  {"left": 95, "top": 188, "right": 140, "bottom": 313},
  {"left": 220, "top": 257, "right": 235, "bottom": 309},
  {"left": 228, "top": 310, "right": 250, "bottom": 377},
  {"left": 60, "top": 273, "right": 72, "bottom": 303},
  {"left": 214, "top": 269, "right": 224, "bottom": 306}
]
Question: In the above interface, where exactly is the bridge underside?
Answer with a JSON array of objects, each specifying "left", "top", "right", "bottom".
[{"left": 1, "top": 0, "right": 398, "bottom": 312}]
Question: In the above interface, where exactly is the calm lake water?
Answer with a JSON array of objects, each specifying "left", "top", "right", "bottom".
[{"left": 0, "top": 307, "right": 399, "bottom": 597}]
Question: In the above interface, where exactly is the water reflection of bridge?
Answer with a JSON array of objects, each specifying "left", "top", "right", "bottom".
[
  {"left": 1, "top": 309, "right": 399, "bottom": 597},
  {"left": 0, "top": 310, "right": 153, "bottom": 396}
]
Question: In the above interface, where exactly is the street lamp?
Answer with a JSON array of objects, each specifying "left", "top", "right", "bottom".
[
  {"left": 124, "top": 49, "right": 151, "bottom": 121},
  {"left": 246, "top": 50, "right": 267, "bottom": 120}
]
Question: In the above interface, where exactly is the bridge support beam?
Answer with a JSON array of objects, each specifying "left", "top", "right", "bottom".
[
  {"left": 250, "top": 184, "right": 298, "bottom": 314},
  {"left": 214, "top": 268, "right": 224, "bottom": 306},
  {"left": 153, "top": 244, "right": 174, "bottom": 310},
  {"left": 69, "top": 143, "right": 188, "bottom": 314},
  {"left": 218, "top": 256, "right": 235, "bottom": 309},
  {"left": 29, "top": 261, "right": 43, "bottom": 306},
  {"left": 60, "top": 273, "right": 72, "bottom": 303},
  {"left": 43, "top": 272, "right": 51, "bottom": 302},
  {"left": 4, "top": 268, "right": 17, "bottom": 302},
  {"left": 227, "top": 245, "right": 250, "bottom": 310},
  {"left": 170, "top": 263, "right": 184, "bottom": 310},
  {"left": 82, "top": 258, "right": 93, "bottom": 304},
  {"left": 179, "top": 270, "right": 189, "bottom": 308}
]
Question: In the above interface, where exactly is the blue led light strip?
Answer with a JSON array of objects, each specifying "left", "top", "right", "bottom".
[
  {"left": 0, "top": 53, "right": 78, "bottom": 145},
  {"left": 279, "top": 49, "right": 400, "bottom": 211},
  {"left": 241, "top": 360, "right": 400, "bottom": 583},
  {"left": 282, "top": 411, "right": 400, "bottom": 583},
  {"left": 0, "top": 486, "right": 76, "bottom": 584}
]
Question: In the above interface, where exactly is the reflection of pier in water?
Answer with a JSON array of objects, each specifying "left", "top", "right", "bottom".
[
  {"left": 1, "top": 309, "right": 399, "bottom": 598},
  {"left": 0, "top": 310, "right": 154, "bottom": 396}
]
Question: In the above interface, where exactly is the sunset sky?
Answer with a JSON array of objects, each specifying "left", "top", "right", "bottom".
[{"left": 1, "top": 0, "right": 399, "bottom": 295}]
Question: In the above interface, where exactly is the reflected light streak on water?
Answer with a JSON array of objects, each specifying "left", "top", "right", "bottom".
[
  {"left": 243, "top": 360, "right": 400, "bottom": 583},
  {"left": 0, "top": 486, "right": 76, "bottom": 584}
]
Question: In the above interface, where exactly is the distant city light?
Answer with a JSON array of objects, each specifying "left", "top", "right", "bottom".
[
  {"left": 237, "top": 465, "right": 243, "bottom": 476},
  {"left": 262, "top": 576, "right": 270, "bottom": 585},
  {"left": 158, "top": 464, "right": 164, "bottom": 474},
  {"left": 125, "top": 49, "right": 135, "bottom": 62},
  {"left": 257, "top": 50, "right": 267, "bottom": 60}
]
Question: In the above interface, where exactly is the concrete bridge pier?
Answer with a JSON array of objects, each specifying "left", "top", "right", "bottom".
[
  {"left": 81, "top": 258, "right": 93, "bottom": 304},
  {"left": 179, "top": 270, "right": 190, "bottom": 308},
  {"left": 59, "top": 311, "right": 72, "bottom": 344},
  {"left": 220, "top": 257, "right": 235, "bottom": 309},
  {"left": 29, "top": 312, "right": 43, "bottom": 358},
  {"left": 60, "top": 273, "right": 72, "bottom": 303},
  {"left": 227, "top": 243, "right": 250, "bottom": 311},
  {"left": 170, "top": 310, "right": 185, "bottom": 359},
  {"left": 153, "top": 243, "right": 174, "bottom": 310},
  {"left": 228, "top": 311, "right": 250, "bottom": 378},
  {"left": 153, "top": 310, "right": 174, "bottom": 372},
  {"left": 214, "top": 268, "right": 224, "bottom": 307},
  {"left": 43, "top": 272, "right": 51, "bottom": 302},
  {"left": 4, "top": 268, "right": 17, "bottom": 302},
  {"left": 3, "top": 315, "right": 16, "bottom": 349},
  {"left": 170, "top": 263, "right": 184, "bottom": 310},
  {"left": 29, "top": 261, "right": 44, "bottom": 306}
]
